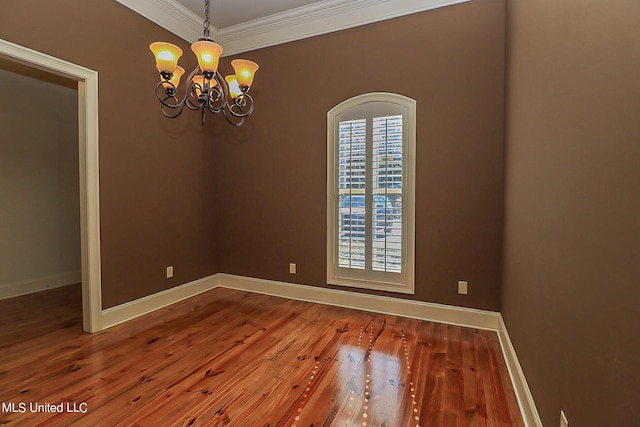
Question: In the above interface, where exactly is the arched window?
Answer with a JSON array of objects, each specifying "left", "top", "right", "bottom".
[{"left": 327, "top": 93, "right": 416, "bottom": 294}]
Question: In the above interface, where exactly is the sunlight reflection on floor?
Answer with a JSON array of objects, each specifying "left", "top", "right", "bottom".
[{"left": 327, "top": 327, "right": 420, "bottom": 427}]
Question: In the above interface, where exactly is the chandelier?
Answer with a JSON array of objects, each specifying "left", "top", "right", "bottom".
[{"left": 149, "top": 0, "right": 259, "bottom": 126}]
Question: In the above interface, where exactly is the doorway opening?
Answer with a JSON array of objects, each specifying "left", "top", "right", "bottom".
[{"left": 0, "top": 39, "right": 102, "bottom": 332}]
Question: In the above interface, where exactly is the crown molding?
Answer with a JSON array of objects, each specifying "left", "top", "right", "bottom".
[
  {"left": 114, "top": 0, "right": 217, "bottom": 43},
  {"left": 219, "top": 0, "right": 470, "bottom": 55},
  {"left": 116, "top": 0, "right": 470, "bottom": 56}
]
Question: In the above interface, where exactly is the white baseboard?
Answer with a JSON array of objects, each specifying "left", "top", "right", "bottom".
[
  {"left": 217, "top": 273, "right": 501, "bottom": 331},
  {"left": 99, "top": 272, "right": 500, "bottom": 332},
  {"left": 100, "top": 274, "right": 218, "bottom": 330},
  {"left": 497, "top": 315, "right": 543, "bottom": 427},
  {"left": 0, "top": 270, "right": 81, "bottom": 300}
]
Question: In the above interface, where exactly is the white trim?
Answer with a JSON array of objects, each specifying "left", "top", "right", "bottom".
[
  {"left": 0, "top": 39, "right": 102, "bottom": 333},
  {"left": 219, "top": 0, "right": 470, "bottom": 55},
  {"left": 101, "top": 272, "right": 500, "bottom": 333},
  {"left": 114, "top": 0, "right": 208, "bottom": 43},
  {"left": 327, "top": 277, "right": 415, "bottom": 294},
  {"left": 0, "top": 271, "right": 82, "bottom": 300},
  {"left": 115, "top": 0, "right": 470, "bottom": 55},
  {"left": 327, "top": 92, "right": 416, "bottom": 295},
  {"left": 218, "top": 274, "right": 500, "bottom": 331},
  {"left": 101, "top": 275, "right": 219, "bottom": 330},
  {"left": 497, "top": 315, "right": 544, "bottom": 427}
]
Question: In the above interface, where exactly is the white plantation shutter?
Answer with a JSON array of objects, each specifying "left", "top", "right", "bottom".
[
  {"left": 371, "top": 114, "right": 403, "bottom": 273},
  {"left": 327, "top": 93, "right": 415, "bottom": 294},
  {"left": 338, "top": 118, "right": 366, "bottom": 270}
]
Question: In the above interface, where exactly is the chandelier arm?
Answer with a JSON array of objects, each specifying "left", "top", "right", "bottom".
[
  {"left": 154, "top": 63, "right": 201, "bottom": 110},
  {"left": 224, "top": 93, "right": 255, "bottom": 118},
  {"left": 185, "top": 66, "right": 202, "bottom": 85},
  {"left": 155, "top": 81, "right": 184, "bottom": 108},
  {"left": 206, "top": 77, "right": 226, "bottom": 113},
  {"left": 186, "top": 88, "right": 204, "bottom": 110},
  {"left": 159, "top": 95, "right": 188, "bottom": 119},
  {"left": 154, "top": 81, "right": 190, "bottom": 119},
  {"left": 207, "top": 102, "right": 223, "bottom": 114},
  {"left": 186, "top": 97, "right": 201, "bottom": 110}
]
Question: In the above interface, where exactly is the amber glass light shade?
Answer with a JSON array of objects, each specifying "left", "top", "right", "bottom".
[
  {"left": 191, "top": 40, "right": 223, "bottom": 73},
  {"left": 192, "top": 75, "right": 217, "bottom": 96},
  {"left": 225, "top": 75, "right": 242, "bottom": 99},
  {"left": 192, "top": 75, "right": 205, "bottom": 96},
  {"left": 161, "top": 66, "right": 185, "bottom": 90},
  {"left": 231, "top": 59, "right": 259, "bottom": 87},
  {"left": 150, "top": 42, "right": 183, "bottom": 74}
]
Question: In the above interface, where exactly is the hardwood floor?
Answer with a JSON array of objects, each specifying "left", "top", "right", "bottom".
[{"left": 0, "top": 285, "right": 523, "bottom": 426}]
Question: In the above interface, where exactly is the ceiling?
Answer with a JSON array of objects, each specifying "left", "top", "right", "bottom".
[
  {"left": 115, "top": 0, "right": 471, "bottom": 56},
  {"left": 175, "top": 0, "right": 324, "bottom": 29}
]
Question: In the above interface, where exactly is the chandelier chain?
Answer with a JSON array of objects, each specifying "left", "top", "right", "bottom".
[{"left": 203, "top": 0, "right": 210, "bottom": 37}]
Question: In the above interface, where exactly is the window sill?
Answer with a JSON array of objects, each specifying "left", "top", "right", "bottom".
[{"left": 327, "top": 277, "right": 415, "bottom": 295}]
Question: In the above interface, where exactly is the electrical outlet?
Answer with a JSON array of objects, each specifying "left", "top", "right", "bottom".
[
  {"left": 166, "top": 266, "right": 174, "bottom": 278},
  {"left": 458, "top": 280, "right": 468, "bottom": 295},
  {"left": 289, "top": 263, "right": 297, "bottom": 274},
  {"left": 560, "top": 410, "right": 568, "bottom": 427}
]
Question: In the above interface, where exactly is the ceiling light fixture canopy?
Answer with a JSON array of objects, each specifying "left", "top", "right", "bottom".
[{"left": 150, "top": 0, "right": 258, "bottom": 126}]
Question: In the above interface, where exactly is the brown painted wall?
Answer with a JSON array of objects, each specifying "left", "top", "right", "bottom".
[
  {"left": 2, "top": 0, "right": 505, "bottom": 311},
  {"left": 1, "top": 0, "right": 219, "bottom": 308},
  {"left": 216, "top": 0, "right": 506, "bottom": 310},
  {"left": 503, "top": 0, "right": 640, "bottom": 425}
]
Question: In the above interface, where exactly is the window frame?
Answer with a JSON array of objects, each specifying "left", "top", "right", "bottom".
[{"left": 327, "top": 92, "right": 416, "bottom": 294}]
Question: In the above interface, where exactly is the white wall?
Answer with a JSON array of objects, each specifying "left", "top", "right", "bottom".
[{"left": 0, "top": 65, "right": 81, "bottom": 298}]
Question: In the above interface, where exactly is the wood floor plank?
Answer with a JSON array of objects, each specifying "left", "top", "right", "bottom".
[{"left": 0, "top": 285, "right": 523, "bottom": 427}]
